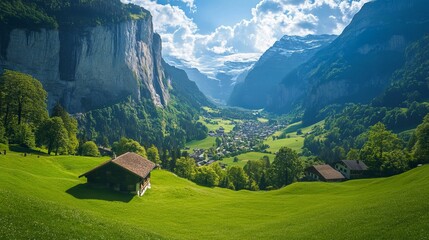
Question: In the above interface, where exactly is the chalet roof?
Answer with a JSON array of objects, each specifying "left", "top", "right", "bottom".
[
  {"left": 308, "top": 164, "right": 345, "bottom": 181},
  {"left": 340, "top": 160, "right": 368, "bottom": 171},
  {"left": 79, "top": 152, "right": 156, "bottom": 178}
]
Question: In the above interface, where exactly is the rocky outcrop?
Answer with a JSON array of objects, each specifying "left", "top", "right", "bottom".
[
  {"left": 267, "top": 0, "right": 429, "bottom": 118},
  {"left": 0, "top": 14, "right": 169, "bottom": 113}
]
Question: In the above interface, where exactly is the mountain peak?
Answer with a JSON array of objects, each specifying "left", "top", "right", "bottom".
[
  {"left": 266, "top": 0, "right": 429, "bottom": 122},
  {"left": 228, "top": 34, "right": 335, "bottom": 109}
]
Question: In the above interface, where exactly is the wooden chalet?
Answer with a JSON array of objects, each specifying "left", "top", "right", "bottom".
[
  {"left": 305, "top": 164, "right": 345, "bottom": 182},
  {"left": 335, "top": 160, "right": 368, "bottom": 179},
  {"left": 79, "top": 152, "right": 155, "bottom": 196}
]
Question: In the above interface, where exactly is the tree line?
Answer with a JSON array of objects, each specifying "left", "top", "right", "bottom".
[
  {"left": 303, "top": 111, "right": 429, "bottom": 177},
  {"left": 174, "top": 147, "right": 303, "bottom": 191},
  {"left": 0, "top": 0, "right": 147, "bottom": 30}
]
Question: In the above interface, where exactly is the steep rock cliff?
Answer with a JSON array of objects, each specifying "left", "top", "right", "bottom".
[{"left": 0, "top": 15, "right": 169, "bottom": 113}]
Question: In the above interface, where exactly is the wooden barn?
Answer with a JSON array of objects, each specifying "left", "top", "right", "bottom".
[
  {"left": 335, "top": 160, "right": 368, "bottom": 179},
  {"left": 305, "top": 164, "right": 345, "bottom": 182},
  {"left": 79, "top": 152, "right": 155, "bottom": 196}
]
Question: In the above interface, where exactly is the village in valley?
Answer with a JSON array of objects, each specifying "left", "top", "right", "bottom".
[{"left": 187, "top": 114, "right": 285, "bottom": 167}]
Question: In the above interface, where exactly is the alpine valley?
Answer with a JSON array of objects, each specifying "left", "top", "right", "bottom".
[{"left": 0, "top": 0, "right": 429, "bottom": 239}]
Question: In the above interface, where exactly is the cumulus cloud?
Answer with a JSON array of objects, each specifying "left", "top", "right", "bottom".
[
  {"left": 181, "top": 0, "right": 196, "bottom": 13},
  {"left": 122, "top": 0, "right": 370, "bottom": 76}
]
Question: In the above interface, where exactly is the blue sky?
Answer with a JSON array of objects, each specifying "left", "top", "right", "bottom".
[
  {"left": 160, "top": 0, "right": 262, "bottom": 34},
  {"left": 122, "top": 0, "right": 370, "bottom": 76}
]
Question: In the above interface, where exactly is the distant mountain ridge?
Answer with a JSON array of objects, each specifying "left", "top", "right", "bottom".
[
  {"left": 177, "top": 66, "right": 222, "bottom": 102},
  {"left": 228, "top": 34, "right": 336, "bottom": 109},
  {"left": 266, "top": 0, "right": 429, "bottom": 123},
  {"left": 165, "top": 56, "right": 255, "bottom": 104}
]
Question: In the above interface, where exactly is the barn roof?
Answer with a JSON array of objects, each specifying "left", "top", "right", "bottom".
[
  {"left": 340, "top": 160, "right": 368, "bottom": 171},
  {"left": 309, "top": 164, "right": 345, "bottom": 181},
  {"left": 79, "top": 152, "right": 156, "bottom": 178}
]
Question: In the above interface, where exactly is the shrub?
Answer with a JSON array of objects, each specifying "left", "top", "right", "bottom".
[{"left": 81, "top": 141, "right": 100, "bottom": 157}]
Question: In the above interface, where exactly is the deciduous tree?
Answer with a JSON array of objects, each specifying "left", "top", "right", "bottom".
[
  {"left": 81, "top": 141, "right": 100, "bottom": 157},
  {"left": 194, "top": 166, "right": 219, "bottom": 187},
  {"left": 413, "top": 114, "right": 429, "bottom": 164},
  {"left": 360, "top": 122, "right": 402, "bottom": 171},
  {"left": 243, "top": 160, "right": 265, "bottom": 187},
  {"left": 269, "top": 147, "right": 303, "bottom": 188},
  {"left": 0, "top": 70, "right": 47, "bottom": 125},
  {"left": 112, "top": 137, "right": 147, "bottom": 157},
  {"left": 37, "top": 117, "right": 69, "bottom": 155},
  {"left": 226, "top": 166, "right": 248, "bottom": 190},
  {"left": 174, "top": 157, "right": 196, "bottom": 180},
  {"left": 147, "top": 145, "right": 161, "bottom": 164},
  {"left": 0, "top": 70, "right": 48, "bottom": 143},
  {"left": 51, "top": 103, "right": 78, "bottom": 154}
]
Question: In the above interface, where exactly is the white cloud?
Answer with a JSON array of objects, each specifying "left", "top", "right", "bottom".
[
  {"left": 181, "top": 0, "right": 196, "bottom": 13},
  {"left": 123, "top": 0, "right": 371, "bottom": 77}
]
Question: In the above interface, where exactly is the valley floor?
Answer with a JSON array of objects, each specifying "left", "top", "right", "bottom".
[{"left": 0, "top": 152, "right": 428, "bottom": 239}]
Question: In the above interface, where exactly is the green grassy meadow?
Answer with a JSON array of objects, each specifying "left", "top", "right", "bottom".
[
  {"left": 187, "top": 117, "right": 237, "bottom": 150},
  {"left": 185, "top": 136, "right": 216, "bottom": 151},
  {"left": 264, "top": 121, "right": 324, "bottom": 153},
  {"left": 198, "top": 117, "right": 236, "bottom": 133},
  {"left": 0, "top": 152, "right": 428, "bottom": 239},
  {"left": 221, "top": 152, "right": 276, "bottom": 167}
]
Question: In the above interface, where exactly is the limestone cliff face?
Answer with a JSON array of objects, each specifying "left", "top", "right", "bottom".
[{"left": 1, "top": 15, "right": 169, "bottom": 113}]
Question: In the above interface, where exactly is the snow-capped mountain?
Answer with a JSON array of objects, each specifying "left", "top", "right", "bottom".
[{"left": 228, "top": 34, "right": 336, "bottom": 109}]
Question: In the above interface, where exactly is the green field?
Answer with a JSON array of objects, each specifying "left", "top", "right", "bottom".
[
  {"left": 264, "top": 121, "right": 324, "bottom": 153},
  {"left": 257, "top": 117, "right": 269, "bottom": 123},
  {"left": 202, "top": 106, "right": 220, "bottom": 114},
  {"left": 187, "top": 117, "right": 237, "bottom": 150},
  {"left": 221, "top": 152, "right": 275, "bottom": 167},
  {"left": 198, "top": 117, "right": 236, "bottom": 133},
  {"left": 185, "top": 136, "right": 216, "bottom": 150},
  {"left": 1, "top": 151, "right": 428, "bottom": 239}
]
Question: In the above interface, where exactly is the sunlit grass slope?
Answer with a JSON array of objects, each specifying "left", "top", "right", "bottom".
[
  {"left": 264, "top": 121, "right": 324, "bottom": 153},
  {"left": 185, "top": 136, "right": 216, "bottom": 151},
  {"left": 221, "top": 152, "right": 275, "bottom": 167},
  {"left": 0, "top": 152, "right": 428, "bottom": 239}
]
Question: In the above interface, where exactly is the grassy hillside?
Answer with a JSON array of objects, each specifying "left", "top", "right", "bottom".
[
  {"left": 198, "top": 117, "right": 237, "bottom": 133},
  {"left": 264, "top": 121, "right": 324, "bottom": 153},
  {"left": 1, "top": 152, "right": 428, "bottom": 239},
  {"left": 221, "top": 152, "right": 275, "bottom": 167},
  {"left": 185, "top": 136, "right": 216, "bottom": 150}
]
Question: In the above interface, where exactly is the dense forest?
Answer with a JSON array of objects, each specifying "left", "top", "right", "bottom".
[
  {"left": 77, "top": 61, "right": 211, "bottom": 152},
  {"left": 0, "top": 0, "right": 147, "bottom": 30}
]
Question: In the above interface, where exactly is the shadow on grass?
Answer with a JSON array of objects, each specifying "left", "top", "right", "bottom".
[
  {"left": 66, "top": 184, "right": 134, "bottom": 203},
  {"left": 9, "top": 145, "right": 50, "bottom": 156}
]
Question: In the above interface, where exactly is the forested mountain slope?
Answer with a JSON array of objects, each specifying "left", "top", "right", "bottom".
[{"left": 266, "top": 0, "right": 429, "bottom": 124}]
